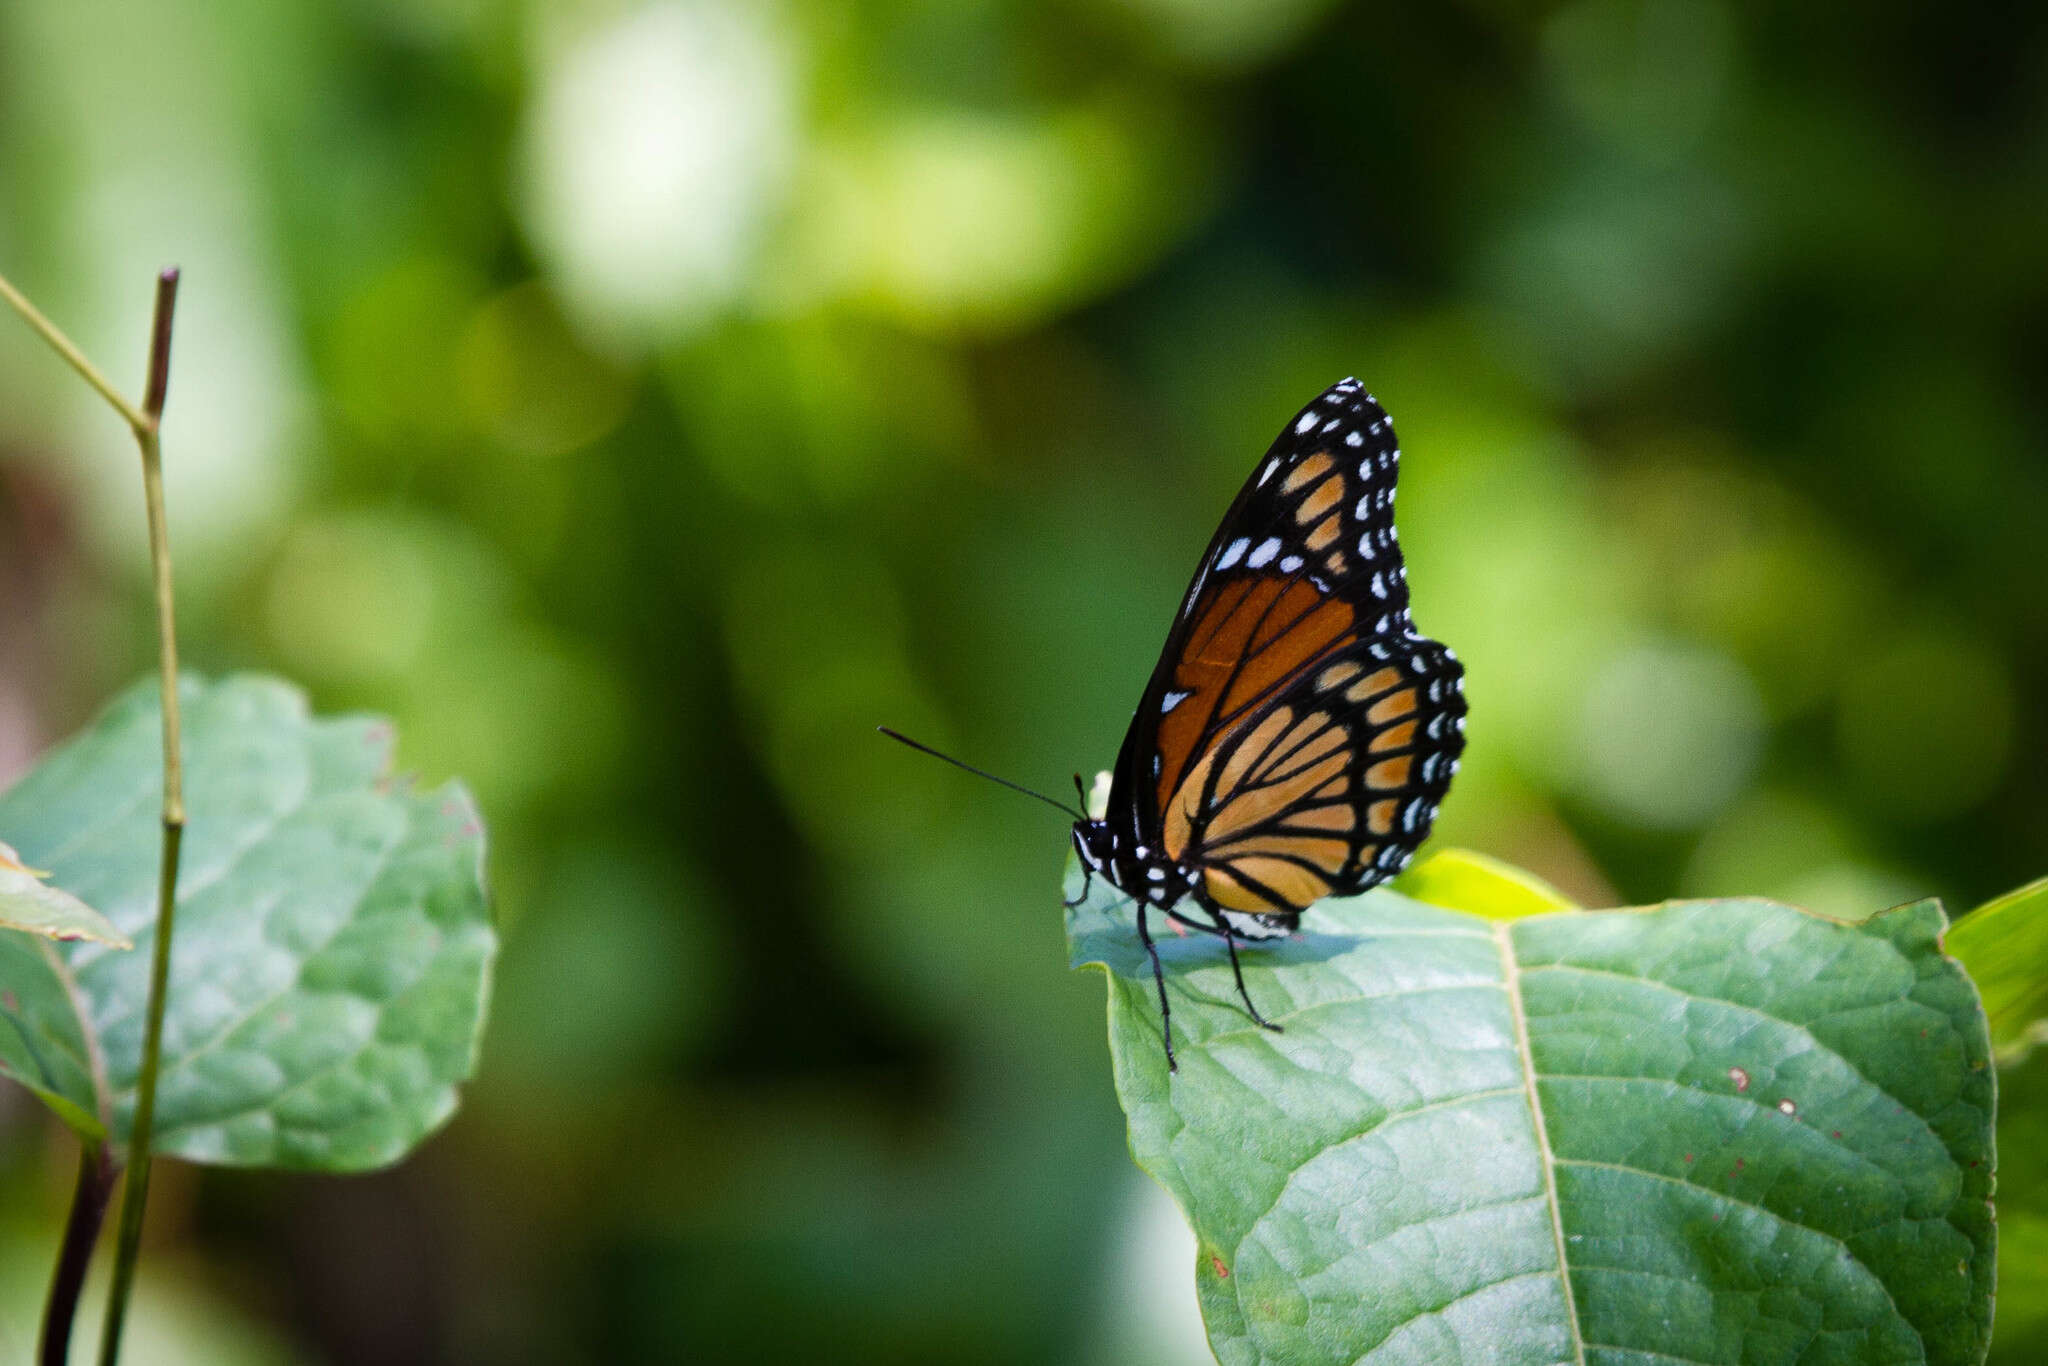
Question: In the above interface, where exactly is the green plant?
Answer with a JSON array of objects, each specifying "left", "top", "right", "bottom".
[
  {"left": 1071, "top": 840, "right": 2037, "bottom": 1364},
  {"left": 0, "top": 272, "right": 495, "bottom": 1365}
]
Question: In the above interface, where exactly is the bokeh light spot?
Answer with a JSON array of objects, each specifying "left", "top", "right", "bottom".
[
  {"left": 1108, "top": 0, "right": 1339, "bottom": 70},
  {"left": 457, "top": 281, "right": 633, "bottom": 460},
  {"left": 517, "top": 1, "right": 798, "bottom": 346},
  {"left": 1574, "top": 639, "right": 1764, "bottom": 829},
  {"left": 1540, "top": 0, "right": 1735, "bottom": 162},
  {"left": 265, "top": 516, "right": 439, "bottom": 684},
  {"left": 796, "top": 100, "right": 1214, "bottom": 337}
]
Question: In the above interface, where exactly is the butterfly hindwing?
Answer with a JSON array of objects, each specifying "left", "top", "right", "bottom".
[{"left": 1171, "top": 630, "right": 1465, "bottom": 936}]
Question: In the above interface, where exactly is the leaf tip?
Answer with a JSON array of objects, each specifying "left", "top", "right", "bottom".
[{"left": 1392, "top": 848, "right": 1579, "bottom": 921}]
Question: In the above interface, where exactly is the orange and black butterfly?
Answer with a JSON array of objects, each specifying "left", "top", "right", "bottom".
[{"left": 885, "top": 379, "right": 1464, "bottom": 1069}]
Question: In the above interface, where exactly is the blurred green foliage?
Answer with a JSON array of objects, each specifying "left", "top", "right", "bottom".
[{"left": 1, "top": 0, "right": 2043, "bottom": 1361}]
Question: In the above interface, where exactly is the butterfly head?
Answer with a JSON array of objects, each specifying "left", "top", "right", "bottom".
[
  {"left": 1072, "top": 819, "right": 1199, "bottom": 907},
  {"left": 1071, "top": 820, "right": 1114, "bottom": 879}
]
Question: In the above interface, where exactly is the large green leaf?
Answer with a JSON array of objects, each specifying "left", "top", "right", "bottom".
[
  {"left": 0, "top": 675, "right": 495, "bottom": 1172},
  {"left": 1068, "top": 872, "right": 1995, "bottom": 1366}
]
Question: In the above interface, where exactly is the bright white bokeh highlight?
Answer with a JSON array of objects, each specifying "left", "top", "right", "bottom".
[
  {"left": 2, "top": 0, "right": 307, "bottom": 575},
  {"left": 517, "top": 2, "right": 798, "bottom": 347},
  {"left": 1090, "top": 1173, "right": 1210, "bottom": 1366}
]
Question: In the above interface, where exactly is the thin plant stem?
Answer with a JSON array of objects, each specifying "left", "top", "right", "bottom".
[
  {"left": 98, "top": 268, "right": 184, "bottom": 1366},
  {"left": 0, "top": 265, "right": 186, "bottom": 1366},
  {"left": 0, "top": 273, "right": 153, "bottom": 435},
  {"left": 38, "top": 1142, "right": 119, "bottom": 1366}
]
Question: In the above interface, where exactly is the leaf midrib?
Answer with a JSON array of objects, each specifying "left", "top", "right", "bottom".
[{"left": 1494, "top": 920, "right": 1586, "bottom": 1366}]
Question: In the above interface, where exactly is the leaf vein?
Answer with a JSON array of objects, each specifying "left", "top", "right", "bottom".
[
  {"left": 1580, "top": 1344, "right": 1720, "bottom": 1366},
  {"left": 1554, "top": 1158, "right": 1911, "bottom": 1327},
  {"left": 1224, "top": 1085, "right": 1531, "bottom": 1267},
  {"left": 1341, "top": 1267, "right": 1571, "bottom": 1366},
  {"left": 116, "top": 808, "right": 412, "bottom": 1104},
  {"left": 1522, "top": 964, "right": 1952, "bottom": 1162},
  {"left": 1497, "top": 922, "right": 1586, "bottom": 1366},
  {"left": 1191, "top": 981, "right": 1505, "bottom": 1046}
]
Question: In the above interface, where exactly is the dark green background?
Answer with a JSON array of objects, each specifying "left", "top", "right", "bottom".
[{"left": 1, "top": 1, "right": 2043, "bottom": 1361}]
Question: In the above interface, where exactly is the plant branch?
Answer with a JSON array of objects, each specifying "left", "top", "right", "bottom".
[
  {"left": 38, "top": 1142, "right": 119, "bottom": 1366},
  {"left": 0, "top": 273, "right": 154, "bottom": 435},
  {"left": 0, "top": 264, "right": 186, "bottom": 1366},
  {"left": 98, "top": 267, "right": 184, "bottom": 1366}
]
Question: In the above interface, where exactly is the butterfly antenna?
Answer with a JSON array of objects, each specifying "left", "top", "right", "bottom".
[{"left": 877, "top": 727, "right": 1085, "bottom": 821}]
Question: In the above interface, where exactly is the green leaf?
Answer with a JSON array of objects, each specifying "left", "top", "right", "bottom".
[
  {"left": 0, "top": 675, "right": 496, "bottom": 1172},
  {"left": 1391, "top": 846, "right": 1580, "bottom": 919},
  {"left": 1947, "top": 875, "right": 2048, "bottom": 1065},
  {"left": 0, "top": 840, "right": 132, "bottom": 947},
  {"left": 1068, "top": 876, "right": 1995, "bottom": 1366}
]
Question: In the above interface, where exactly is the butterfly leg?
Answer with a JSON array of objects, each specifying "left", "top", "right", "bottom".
[
  {"left": 1134, "top": 901, "right": 1178, "bottom": 1073},
  {"left": 1219, "top": 920, "right": 1284, "bottom": 1034},
  {"left": 1063, "top": 863, "right": 1093, "bottom": 909}
]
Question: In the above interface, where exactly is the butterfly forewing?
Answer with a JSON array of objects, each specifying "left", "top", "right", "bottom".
[{"left": 1108, "top": 378, "right": 1463, "bottom": 928}]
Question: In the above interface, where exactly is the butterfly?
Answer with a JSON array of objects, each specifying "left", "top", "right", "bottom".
[{"left": 884, "top": 378, "right": 1465, "bottom": 1071}]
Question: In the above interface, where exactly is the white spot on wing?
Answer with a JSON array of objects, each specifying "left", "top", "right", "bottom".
[
  {"left": 1279, "top": 554, "right": 1303, "bottom": 572},
  {"left": 1161, "top": 690, "right": 1190, "bottom": 713},
  {"left": 1247, "top": 537, "right": 1282, "bottom": 568},
  {"left": 1216, "top": 538, "right": 1249, "bottom": 569},
  {"left": 1345, "top": 431, "right": 1364, "bottom": 447},
  {"left": 1221, "top": 910, "right": 1292, "bottom": 940},
  {"left": 1294, "top": 412, "right": 1317, "bottom": 435}
]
